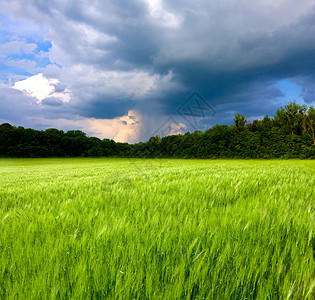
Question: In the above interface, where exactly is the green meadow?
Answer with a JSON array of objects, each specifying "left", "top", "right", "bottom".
[{"left": 0, "top": 158, "right": 314, "bottom": 299}]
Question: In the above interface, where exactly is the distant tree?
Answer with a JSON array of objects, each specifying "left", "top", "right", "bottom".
[
  {"left": 0, "top": 123, "right": 13, "bottom": 132},
  {"left": 63, "top": 130, "right": 89, "bottom": 156},
  {"left": 303, "top": 106, "right": 315, "bottom": 144},
  {"left": 275, "top": 102, "right": 306, "bottom": 135},
  {"left": 233, "top": 113, "right": 247, "bottom": 132},
  {"left": 102, "top": 138, "right": 117, "bottom": 156},
  {"left": 66, "top": 130, "right": 86, "bottom": 138},
  {"left": 148, "top": 136, "right": 161, "bottom": 144},
  {"left": 87, "top": 146, "right": 103, "bottom": 157}
]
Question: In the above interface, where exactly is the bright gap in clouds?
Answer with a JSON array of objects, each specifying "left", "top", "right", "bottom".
[
  {"left": 274, "top": 79, "right": 304, "bottom": 106},
  {"left": 145, "top": 0, "right": 181, "bottom": 28}
]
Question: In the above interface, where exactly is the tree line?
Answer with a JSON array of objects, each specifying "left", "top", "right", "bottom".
[{"left": 1, "top": 102, "right": 315, "bottom": 159}]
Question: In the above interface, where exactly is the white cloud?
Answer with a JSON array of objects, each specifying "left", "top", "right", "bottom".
[
  {"left": 145, "top": 0, "right": 182, "bottom": 28},
  {"left": 4, "top": 58, "right": 39, "bottom": 74},
  {"left": 13, "top": 73, "right": 71, "bottom": 102},
  {"left": 0, "top": 41, "right": 37, "bottom": 55}
]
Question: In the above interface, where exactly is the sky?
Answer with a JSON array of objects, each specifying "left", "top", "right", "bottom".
[{"left": 0, "top": 0, "right": 315, "bottom": 143}]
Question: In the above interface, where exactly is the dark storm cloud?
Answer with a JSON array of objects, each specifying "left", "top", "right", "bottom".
[
  {"left": 0, "top": 87, "right": 36, "bottom": 123},
  {"left": 41, "top": 97, "right": 63, "bottom": 106},
  {"left": 74, "top": 97, "right": 136, "bottom": 119},
  {"left": 0, "top": 87, "right": 64, "bottom": 127},
  {"left": 292, "top": 75, "right": 315, "bottom": 104},
  {"left": 2, "top": 0, "right": 315, "bottom": 140},
  {"left": 52, "top": 82, "right": 67, "bottom": 93}
]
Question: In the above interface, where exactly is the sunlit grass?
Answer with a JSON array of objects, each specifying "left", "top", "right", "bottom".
[{"left": 0, "top": 158, "right": 314, "bottom": 299}]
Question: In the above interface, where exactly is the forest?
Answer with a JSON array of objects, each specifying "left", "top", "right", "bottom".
[{"left": 1, "top": 102, "right": 315, "bottom": 159}]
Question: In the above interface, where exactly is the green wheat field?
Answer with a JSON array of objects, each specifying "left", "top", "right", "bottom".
[{"left": 0, "top": 158, "right": 314, "bottom": 299}]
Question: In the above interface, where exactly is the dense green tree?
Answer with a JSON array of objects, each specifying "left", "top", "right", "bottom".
[
  {"left": 275, "top": 102, "right": 306, "bottom": 135},
  {"left": 0, "top": 123, "right": 13, "bottom": 132},
  {"left": 303, "top": 106, "right": 315, "bottom": 144},
  {"left": 233, "top": 113, "right": 247, "bottom": 132},
  {"left": 1, "top": 102, "right": 314, "bottom": 159}
]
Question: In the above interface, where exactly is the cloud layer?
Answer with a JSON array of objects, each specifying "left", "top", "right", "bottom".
[{"left": 1, "top": 0, "right": 315, "bottom": 142}]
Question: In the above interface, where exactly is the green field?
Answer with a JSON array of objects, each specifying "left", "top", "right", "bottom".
[{"left": 0, "top": 158, "right": 314, "bottom": 299}]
